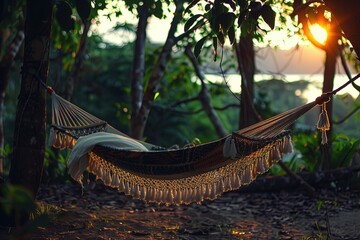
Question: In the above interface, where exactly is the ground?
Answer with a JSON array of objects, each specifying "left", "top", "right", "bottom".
[{"left": 2, "top": 182, "right": 360, "bottom": 239}]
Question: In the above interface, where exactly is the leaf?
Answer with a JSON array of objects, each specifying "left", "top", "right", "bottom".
[
  {"left": 217, "top": 32, "right": 225, "bottom": 45},
  {"left": 205, "top": 3, "right": 212, "bottom": 12},
  {"left": 154, "top": 92, "right": 160, "bottom": 100},
  {"left": 218, "top": 12, "right": 236, "bottom": 32},
  {"left": 152, "top": 0, "right": 163, "bottom": 19},
  {"left": 57, "top": 1, "right": 72, "bottom": 16},
  {"left": 237, "top": 10, "right": 248, "bottom": 27},
  {"left": 56, "top": 1, "right": 74, "bottom": 32},
  {"left": 213, "top": 36, "right": 218, "bottom": 61},
  {"left": 76, "top": 0, "right": 91, "bottom": 23},
  {"left": 185, "top": 0, "right": 201, "bottom": 13},
  {"left": 184, "top": 14, "right": 203, "bottom": 32},
  {"left": 228, "top": 25, "right": 235, "bottom": 44},
  {"left": 237, "top": 0, "right": 248, "bottom": 10},
  {"left": 222, "top": 0, "right": 236, "bottom": 11},
  {"left": 194, "top": 36, "right": 208, "bottom": 58},
  {"left": 56, "top": 15, "right": 75, "bottom": 32},
  {"left": 249, "top": 1, "right": 261, "bottom": 11},
  {"left": 261, "top": 4, "right": 276, "bottom": 29}
]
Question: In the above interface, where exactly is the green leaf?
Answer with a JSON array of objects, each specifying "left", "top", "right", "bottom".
[
  {"left": 205, "top": 3, "right": 212, "bottom": 12},
  {"left": 56, "top": 1, "right": 74, "bottom": 32},
  {"left": 184, "top": 14, "right": 203, "bottom": 32},
  {"left": 152, "top": 0, "right": 163, "bottom": 19},
  {"left": 76, "top": 0, "right": 91, "bottom": 23},
  {"left": 154, "top": 92, "right": 160, "bottom": 100},
  {"left": 194, "top": 35, "right": 208, "bottom": 58},
  {"left": 217, "top": 32, "right": 225, "bottom": 45},
  {"left": 218, "top": 12, "right": 236, "bottom": 32},
  {"left": 261, "top": 4, "right": 276, "bottom": 30},
  {"left": 228, "top": 25, "right": 235, "bottom": 44}
]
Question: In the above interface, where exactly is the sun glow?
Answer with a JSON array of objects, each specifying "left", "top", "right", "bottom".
[{"left": 309, "top": 24, "right": 328, "bottom": 45}]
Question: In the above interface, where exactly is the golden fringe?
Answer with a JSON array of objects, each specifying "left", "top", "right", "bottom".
[{"left": 79, "top": 136, "right": 292, "bottom": 206}]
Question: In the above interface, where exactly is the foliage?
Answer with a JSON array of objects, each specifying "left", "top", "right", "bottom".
[
  {"left": 42, "top": 148, "right": 71, "bottom": 183},
  {"left": 0, "top": 184, "right": 56, "bottom": 237},
  {"left": 291, "top": 132, "right": 360, "bottom": 172},
  {"left": 70, "top": 39, "right": 134, "bottom": 133},
  {"left": 184, "top": 0, "right": 277, "bottom": 58}
]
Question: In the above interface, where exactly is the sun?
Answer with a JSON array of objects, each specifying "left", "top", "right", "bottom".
[{"left": 309, "top": 24, "right": 328, "bottom": 45}]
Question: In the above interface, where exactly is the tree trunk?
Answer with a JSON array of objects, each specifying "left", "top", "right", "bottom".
[
  {"left": 130, "top": 5, "right": 149, "bottom": 137},
  {"left": 321, "top": 31, "right": 339, "bottom": 170},
  {"left": 0, "top": 29, "right": 24, "bottom": 174},
  {"left": 9, "top": 0, "right": 53, "bottom": 196},
  {"left": 234, "top": 34, "right": 260, "bottom": 129},
  {"left": 131, "top": 0, "right": 185, "bottom": 139},
  {"left": 185, "top": 45, "right": 227, "bottom": 138},
  {"left": 64, "top": 21, "right": 91, "bottom": 101}
]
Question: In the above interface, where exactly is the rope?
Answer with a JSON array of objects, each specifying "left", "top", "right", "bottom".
[{"left": 331, "top": 72, "right": 360, "bottom": 95}]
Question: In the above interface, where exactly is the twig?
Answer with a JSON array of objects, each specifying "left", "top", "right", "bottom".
[{"left": 333, "top": 106, "right": 360, "bottom": 124}]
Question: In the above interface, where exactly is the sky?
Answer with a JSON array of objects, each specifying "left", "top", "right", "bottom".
[{"left": 93, "top": 11, "right": 359, "bottom": 101}]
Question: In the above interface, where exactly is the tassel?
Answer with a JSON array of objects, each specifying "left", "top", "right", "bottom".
[
  {"left": 282, "top": 136, "right": 293, "bottom": 154},
  {"left": 223, "top": 136, "right": 237, "bottom": 159},
  {"left": 317, "top": 103, "right": 330, "bottom": 144}
]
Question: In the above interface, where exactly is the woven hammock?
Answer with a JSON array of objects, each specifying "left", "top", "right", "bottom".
[{"left": 47, "top": 90, "right": 335, "bottom": 205}]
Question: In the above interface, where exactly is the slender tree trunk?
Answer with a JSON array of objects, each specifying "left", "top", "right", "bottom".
[
  {"left": 0, "top": 29, "right": 24, "bottom": 174},
  {"left": 9, "top": 0, "right": 53, "bottom": 196},
  {"left": 321, "top": 32, "right": 339, "bottom": 170},
  {"left": 234, "top": 34, "right": 260, "bottom": 129},
  {"left": 131, "top": 0, "right": 185, "bottom": 139},
  {"left": 185, "top": 45, "right": 227, "bottom": 137},
  {"left": 64, "top": 21, "right": 90, "bottom": 101},
  {"left": 130, "top": 5, "right": 149, "bottom": 137}
]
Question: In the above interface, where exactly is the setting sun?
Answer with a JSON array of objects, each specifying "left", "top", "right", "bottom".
[{"left": 309, "top": 24, "right": 328, "bottom": 44}]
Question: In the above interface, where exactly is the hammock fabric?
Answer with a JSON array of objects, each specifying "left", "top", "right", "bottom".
[{"left": 47, "top": 89, "right": 335, "bottom": 206}]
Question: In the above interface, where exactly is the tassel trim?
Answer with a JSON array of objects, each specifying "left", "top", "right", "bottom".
[{"left": 68, "top": 135, "right": 293, "bottom": 206}]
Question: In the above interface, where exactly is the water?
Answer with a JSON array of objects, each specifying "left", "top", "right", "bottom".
[{"left": 206, "top": 73, "right": 359, "bottom": 103}]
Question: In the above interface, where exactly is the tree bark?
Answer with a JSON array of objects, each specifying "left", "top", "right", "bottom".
[
  {"left": 130, "top": 5, "right": 149, "bottom": 137},
  {"left": 321, "top": 30, "right": 339, "bottom": 170},
  {"left": 131, "top": 0, "right": 185, "bottom": 139},
  {"left": 9, "top": 0, "right": 53, "bottom": 196},
  {"left": 0, "top": 29, "right": 24, "bottom": 174},
  {"left": 234, "top": 35, "right": 260, "bottom": 129},
  {"left": 185, "top": 45, "right": 227, "bottom": 138}
]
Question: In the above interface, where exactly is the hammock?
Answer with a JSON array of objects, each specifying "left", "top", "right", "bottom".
[{"left": 47, "top": 74, "right": 359, "bottom": 205}]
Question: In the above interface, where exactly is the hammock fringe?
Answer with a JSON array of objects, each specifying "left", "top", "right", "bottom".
[
  {"left": 48, "top": 91, "right": 325, "bottom": 205},
  {"left": 66, "top": 135, "right": 290, "bottom": 205}
]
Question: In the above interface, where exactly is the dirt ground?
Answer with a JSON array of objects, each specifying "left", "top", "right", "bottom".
[{"left": 2, "top": 182, "right": 360, "bottom": 240}]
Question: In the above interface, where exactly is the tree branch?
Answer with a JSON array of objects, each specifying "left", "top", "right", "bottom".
[
  {"left": 185, "top": 44, "right": 227, "bottom": 137},
  {"left": 339, "top": 50, "right": 360, "bottom": 92},
  {"left": 64, "top": 21, "right": 91, "bottom": 101},
  {"left": 132, "top": 0, "right": 186, "bottom": 139},
  {"left": 333, "top": 106, "right": 360, "bottom": 124},
  {"left": 170, "top": 95, "right": 199, "bottom": 108}
]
